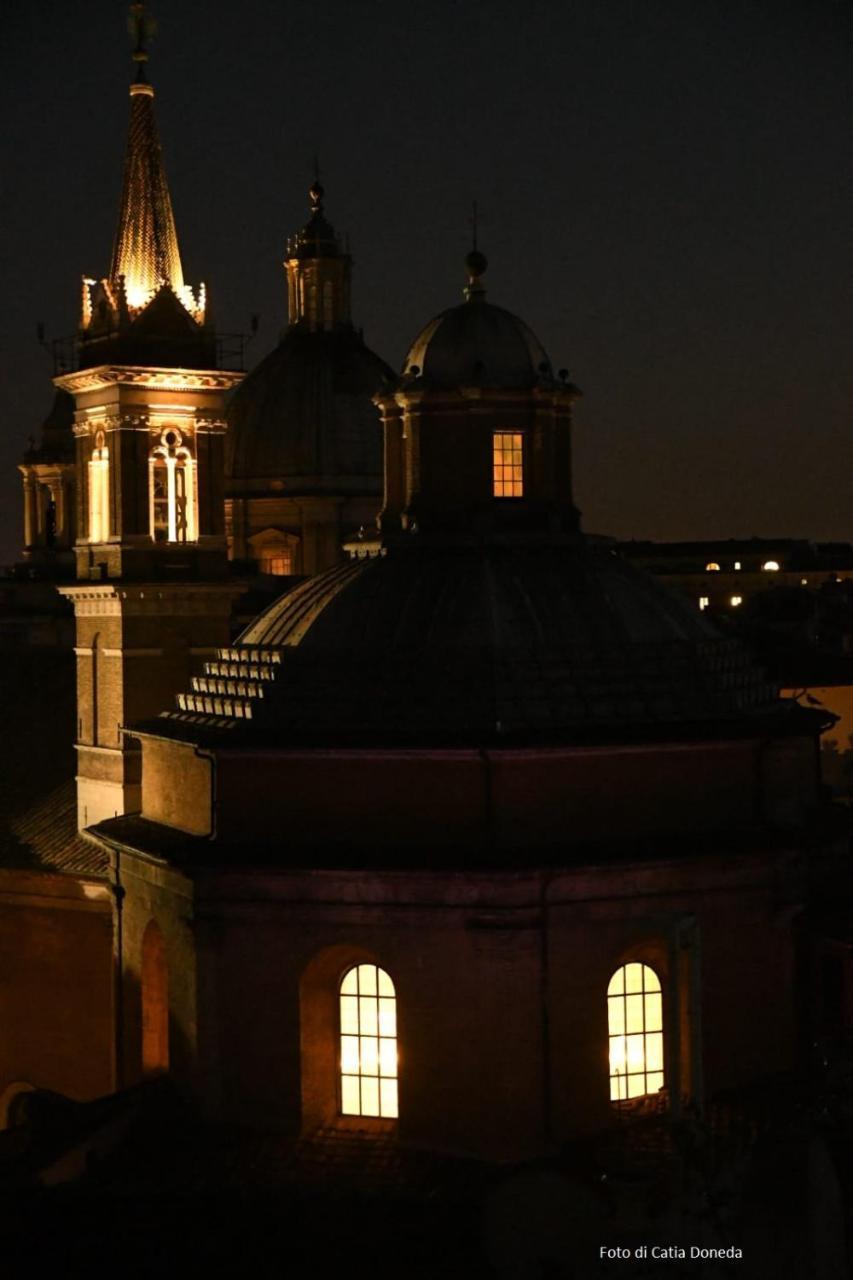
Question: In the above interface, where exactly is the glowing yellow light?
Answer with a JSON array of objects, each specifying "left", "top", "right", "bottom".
[
  {"left": 698, "top": 596, "right": 709, "bottom": 611},
  {"left": 763, "top": 560, "right": 780, "bottom": 572},
  {"left": 730, "top": 595, "right": 743, "bottom": 607},
  {"left": 705, "top": 562, "right": 720, "bottom": 572},
  {"left": 88, "top": 445, "right": 110, "bottom": 543},
  {"left": 339, "top": 964, "right": 398, "bottom": 1119},
  {"left": 493, "top": 431, "right": 524, "bottom": 497},
  {"left": 608, "top": 963, "right": 664, "bottom": 1103},
  {"left": 734, "top": 561, "right": 741, "bottom": 570}
]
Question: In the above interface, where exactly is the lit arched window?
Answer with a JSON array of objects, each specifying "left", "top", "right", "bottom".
[
  {"left": 762, "top": 560, "right": 780, "bottom": 572},
  {"left": 705, "top": 561, "right": 720, "bottom": 572},
  {"left": 339, "top": 963, "right": 398, "bottom": 1118},
  {"left": 149, "top": 430, "right": 197, "bottom": 544},
  {"left": 608, "top": 962, "right": 663, "bottom": 1101},
  {"left": 89, "top": 434, "right": 110, "bottom": 543}
]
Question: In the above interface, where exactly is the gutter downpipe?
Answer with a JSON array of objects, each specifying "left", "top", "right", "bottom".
[
  {"left": 112, "top": 847, "right": 125, "bottom": 1091},
  {"left": 539, "top": 867, "right": 554, "bottom": 1152}
]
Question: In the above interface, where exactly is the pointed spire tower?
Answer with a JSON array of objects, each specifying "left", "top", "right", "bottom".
[
  {"left": 79, "top": 2, "right": 207, "bottom": 367},
  {"left": 56, "top": 6, "right": 244, "bottom": 830}
]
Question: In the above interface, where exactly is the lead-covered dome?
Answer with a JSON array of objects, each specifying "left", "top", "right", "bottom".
[
  {"left": 226, "top": 182, "right": 396, "bottom": 489},
  {"left": 402, "top": 251, "right": 552, "bottom": 390},
  {"left": 159, "top": 543, "right": 790, "bottom": 747},
  {"left": 225, "top": 328, "right": 393, "bottom": 487}
]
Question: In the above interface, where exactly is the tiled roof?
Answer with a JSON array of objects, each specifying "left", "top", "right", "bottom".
[
  {"left": 0, "top": 649, "right": 107, "bottom": 878},
  {"left": 5, "top": 780, "right": 108, "bottom": 878}
]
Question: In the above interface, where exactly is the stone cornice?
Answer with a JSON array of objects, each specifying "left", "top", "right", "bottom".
[
  {"left": 55, "top": 365, "right": 244, "bottom": 395},
  {"left": 58, "top": 582, "right": 244, "bottom": 616},
  {"left": 377, "top": 383, "right": 580, "bottom": 414},
  {"left": 72, "top": 411, "right": 228, "bottom": 438}
]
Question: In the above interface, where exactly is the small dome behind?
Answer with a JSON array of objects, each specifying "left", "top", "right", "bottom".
[{"left": 226, "top": 328, "right": 394, "bottom": 487}]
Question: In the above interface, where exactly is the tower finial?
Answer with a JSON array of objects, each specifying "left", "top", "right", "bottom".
[
  {"left": 309, "top": 158, "right": 325, "bottom": 215},
  {"left": 128, "top": 2, "right": 157, "bottom": 84},
  {"left": 464, "top": 201, "right": 487, "bottom": 302}
]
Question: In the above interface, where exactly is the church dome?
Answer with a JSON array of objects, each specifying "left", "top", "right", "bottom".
[
  {"left": 225, "top": 328, "right": 394, "bottom": 487},
  {"left": 402, "top": 252, "right": 552, "bottom": 390},
  {"left": 164, "top": 542, "right": 787, "bottom": 747}
]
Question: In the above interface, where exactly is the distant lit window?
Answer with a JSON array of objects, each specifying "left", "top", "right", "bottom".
[
  {"left": 88, "top": 438, "right": 110, "bottom": 543},
  {"left": 734, "top": 561, "right": 741, "bottom": 571},
  {"left": 340, "top": 964, "right": 398, "bottom": 1118},
  {"left": 730, "top": 595, "right": 743, "bottom": 607},
  {"left": 608, "top": 963, "right": 664, "bottom": 1102},
  {"left": 801, "top": 578, "right": 808, "bottom": 586},
  {"left": 698, "top": 596, "right": 710, "bottom": 611},
  {"left": 762, "top": 560, "right": 780, "bottom": 572},
  {"left": 705, "top": 562, "right": 720, "bottom": 572},
  {"left": 260, "top": 551, "right": 293, "bottom": 576},
  {"left": 493, "top": 431, "right": 524, "bottom": 498}
]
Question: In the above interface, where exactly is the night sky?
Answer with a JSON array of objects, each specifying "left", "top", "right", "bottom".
[{"left": 4, "top": 0, "right": 853, "bottom": 565}]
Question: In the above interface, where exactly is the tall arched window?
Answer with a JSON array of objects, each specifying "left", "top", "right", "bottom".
[
  {"left": 149, "top": 430, "right": 197, "bottom": 544},
  {"left": 607, "top": 962, "right": 664, "bottom": 1101},
  {"left": 339, "top": 963, "right": 398, "bottom": 1118},
  {"left": 141, "top": 920, "right": 169, "bottom": 1076},
  {"left": 88, "top": 434, "right": 110, "bottom": 543}
]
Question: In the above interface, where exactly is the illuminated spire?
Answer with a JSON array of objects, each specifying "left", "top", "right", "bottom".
[{"left": 82, "top": 4, "right": 205, "bottom": 331}]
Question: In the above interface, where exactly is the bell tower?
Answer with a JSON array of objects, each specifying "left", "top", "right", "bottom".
[
  {"left": 284, "top": 180, "right": 352, "bottom": 333},
  {"left": 58, "top": 6, "right": 244, "bottom": 828}
]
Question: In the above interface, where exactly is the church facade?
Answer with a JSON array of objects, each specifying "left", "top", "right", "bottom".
[{"left": 2, "top": 8, "right": 851, "bottom": 1192}]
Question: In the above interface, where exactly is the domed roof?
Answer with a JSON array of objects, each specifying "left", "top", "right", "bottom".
[
  {"left": 404, "top": 301, "right": 551, "bottom": 391},
  {"left": 161, "top": 542, "right": 789, "bottom": 748},
  {"left": 226, "top": 328, "right": 394, "bottom": 487},
  {"left": 403, "top": 253, "right": 552, "bottom": 390}
]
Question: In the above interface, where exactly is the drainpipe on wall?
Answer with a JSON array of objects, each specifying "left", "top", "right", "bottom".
[
  {"left": 667, "top": 923, "right": 682, "bottom": 1124},
  {"left": 112, "top": 848, "right": 125, "bottom": 1091},
  {"left": 685, "top": 916, "right": 704, "bottom": 1116},
  {"left": 539, "top": 869, "right": 554, "bottom": 1151}
]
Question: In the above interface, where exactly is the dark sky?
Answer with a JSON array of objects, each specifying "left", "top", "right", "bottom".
[{"left": 4, "top": 0, "right": 853, "bottom": 564}]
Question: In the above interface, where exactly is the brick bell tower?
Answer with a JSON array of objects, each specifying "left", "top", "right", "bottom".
[{"left": 58, "top": 6, "right": 244, "bottom": 828}]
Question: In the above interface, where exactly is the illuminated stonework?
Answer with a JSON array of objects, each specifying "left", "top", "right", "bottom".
[
  {"left": 88, "top": 436, "right": 110, "bottom": 544},
  {"left": 80, "top": 68, "right": 205, "bottom": 336}
]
